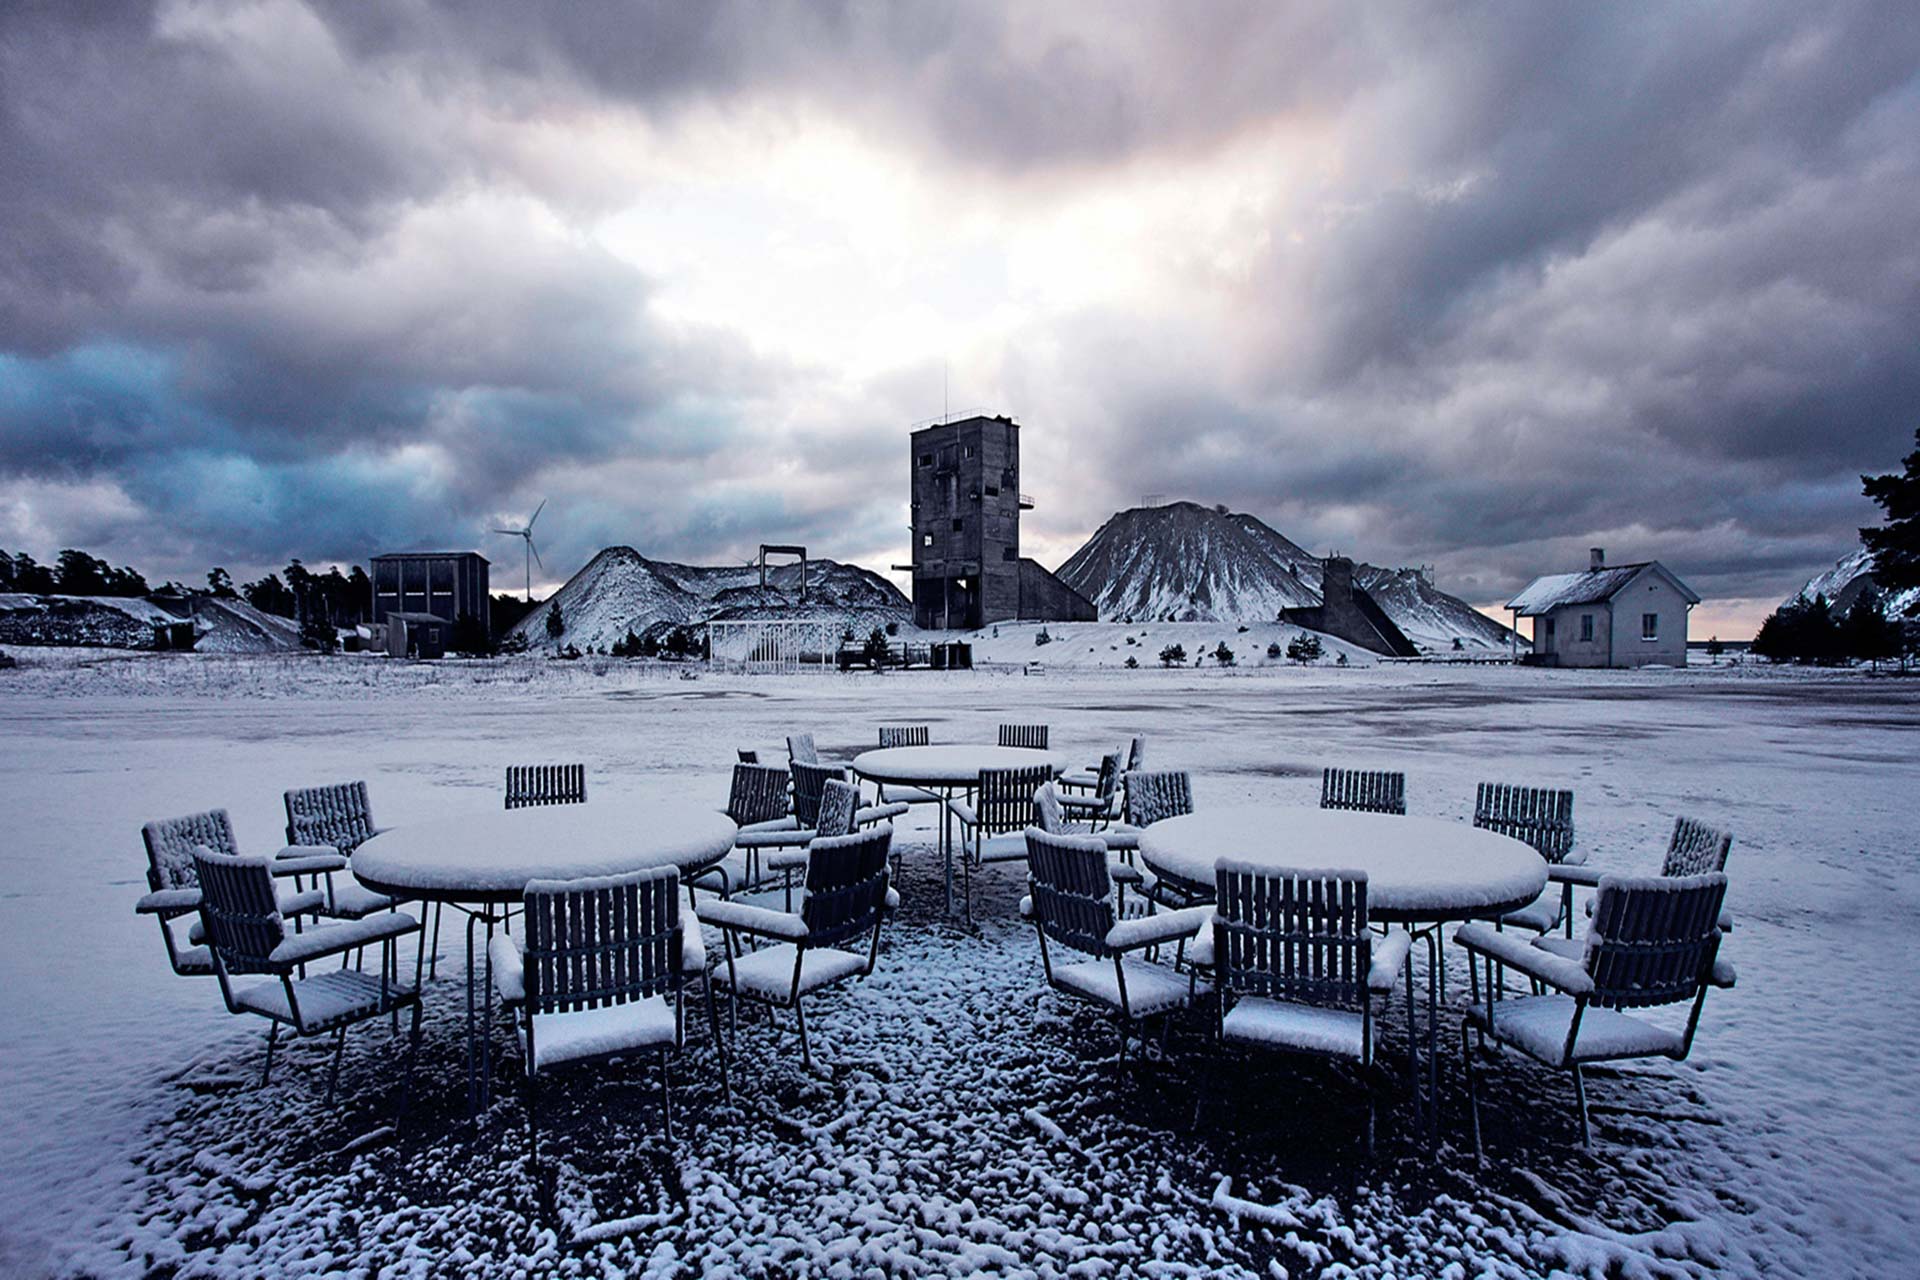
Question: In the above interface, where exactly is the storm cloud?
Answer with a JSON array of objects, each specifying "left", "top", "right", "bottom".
[{"left": 2, "top": 0, "right": 1916, "bottom": 631}]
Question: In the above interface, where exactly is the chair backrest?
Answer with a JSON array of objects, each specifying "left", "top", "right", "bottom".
[
  {"left": 1583, "top": 874, "right": 1728, "bottom": 1010},
  {"left": 1093, "top": 751, "right": 1125, "bottom": 799},
  {"left": 976, "top": 766, "right": 1052, "bottom": 836},
  {"left": 725, "top": 763, "right": 791, "bottom": 827},
  {"left": 1214, "top": 861, "right": 1371, "bottom": 1010},
  {"left": 1662, "top": 816, "right": 1733, "bottom": 877},
  {"left": 800, "top": 826, "right": 892, "bottom": 948},
  {"left": 878, "top": 725, "right": 930, "bottom": 748},
  {"left": 1122, "top": 771, "right": 1193, "bottom": 828},
  {"left": 1024, "top": 827, "right": 1117, "bottom": 958},
  {"left": 1473, "top": 782, "right": 1574, "bottom": 864},
  {"left": 792, "top": 760, "right": 850, "bottom": 828},
  {"left": 191, "top": 847, "right": 287, "bottom": 975},
  {"left": 284, "top": 780, "right": 377, "bottom": 852},
  {"left": 143, "top": 809, "right": 240, "bottom": 891},
  {"left": 1124, "top": 736, "right": 1147, "bottom": 773},
  {"left": 787, "top": 733, "right": 819, "bottom": 766},
  {"left": 1032, "top": 781, "right": 1068, "bottom": 835},
  {"left": 816, "top": 779, "right": 860, "bottom": 838},
  {"left": 737, "top": 749, "right": 759, "bottom": 764},
  {"left": 506, "top": 763, "right": 586, "bottom": 810},
  {"left": 522, "top": 865, "right": 681, "bottom": 1016},
  {"left": 1320, "top": 768, "right": 1406, "bottom": 815},
  {"left": 999, "top": 724, "right": 1050, "bottom": 750}
]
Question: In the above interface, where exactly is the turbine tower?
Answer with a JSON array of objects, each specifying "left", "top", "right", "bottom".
[{"left": 493, "top": 499, "right": 546, "bottom": 601}]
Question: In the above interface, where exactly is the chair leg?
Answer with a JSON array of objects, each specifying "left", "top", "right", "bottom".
[
  {"left": 525, "top": 1067, "right": 539, "bottom": 1165},
  {"left": 429, "top": 902, "right": 443, "bottom": 981},
  {"left": 1462, "top": 1020, "right": 1484, "bottom": 1165},
  {"left": 261, "top": 1022, "right": 279, "bottom": 1085},
  {"left": 325, "top": 1025, "right": 347, "bottom": 1106},
  {"left": 795, "top": 997, "right": 812, "bottom": 1072},
  {"left": 705, "top": 980, "right": 731, "bottom": 1102},
  {"left": 396, "top": 1001, "right": 424, "bottom": 1127},
  {"left": 1572, "top": 1063, "right": 1591, "bottom": 1147},
  {"left": 660, "top": 1049, "right": 675, "bottom": 1141}
]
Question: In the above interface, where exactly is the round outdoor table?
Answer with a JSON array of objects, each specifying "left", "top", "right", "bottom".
[
  {"left": 1135, "top": 806, "right": 1545, "bottom": 923},
  {"left": 355, "top": 799, "right": 736, "bottom": 1116},
  {"left": 1138, "top": 805, "right": 1546, "bottom": 1107},
  {"left": 851, "top": 745, "right": 1072, "bottom": 915}
]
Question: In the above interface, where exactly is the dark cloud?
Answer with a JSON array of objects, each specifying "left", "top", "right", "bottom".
[{"left": 0, "top": 0, "right": 1916, "bottom": 628}]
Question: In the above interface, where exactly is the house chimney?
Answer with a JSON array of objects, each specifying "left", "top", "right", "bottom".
[{"left": 1590, "top": 547, "right": 1605, "bottom": 571}]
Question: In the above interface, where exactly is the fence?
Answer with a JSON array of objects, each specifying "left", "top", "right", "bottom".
[{"left": 707, "top": 619, "right": 837, "bottom": 675}]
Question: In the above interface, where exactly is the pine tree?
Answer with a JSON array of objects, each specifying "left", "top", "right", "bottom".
[
  {"left": 1861, "top": 427, "right": 1920, "bottom": 606},
  {"left": 546, "top": 602, "right": 565, "bottom": 640}
]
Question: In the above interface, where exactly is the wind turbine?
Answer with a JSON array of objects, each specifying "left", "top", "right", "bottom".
[{"left": 493, "top": 499, "right": 546, "bottom": 601}]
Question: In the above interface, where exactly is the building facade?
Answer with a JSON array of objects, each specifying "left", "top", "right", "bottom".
[
  {"left": 369, "top": 552, "right": 490, "bottom": 631},
  {"left": 907, "top": 415, "right": 1095, "bottom": 630},
  {"left": 1508, "top": 549, "right": 1698, "bottom": 668}
]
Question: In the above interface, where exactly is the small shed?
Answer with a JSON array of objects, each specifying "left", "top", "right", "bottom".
[
  {"left": 1508, "top": 549, "right": 1699, "bottom": 668},
  {"left": 385, "top": 612, "right": 448, "bottom": 659}
]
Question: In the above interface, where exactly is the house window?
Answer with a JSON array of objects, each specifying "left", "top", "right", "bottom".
[
  {"left": 963, "top": 445, "right": 975, "bottom": 459},
  {"left": 922, "top": 534, "right": 933, "bottom": 548},
  {"left": 918, "top": 453, "right": 932, "bottom": 468},
  {"left": 1579, "top": 613, "right": 1594, "bottom": 642},
  {"left": 951, "top": 518, "right": 963, "bottom": 532},
  {"left": 984, "top": 485, "right": 999, "bottom": 497},
  {"left": 1002, "top": 547, "right": 1017, "bottom": 561},
  {"left": 1642, "top": 612, "right": 1659, "bottom": 640}
]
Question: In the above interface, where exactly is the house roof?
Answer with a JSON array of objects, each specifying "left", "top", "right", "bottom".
[
  {"left": 370, "top": 551, "right": 490, "bottom": 564},
  {"left": 1507, "top": 562, "right": 1700, "bottom": 615}
]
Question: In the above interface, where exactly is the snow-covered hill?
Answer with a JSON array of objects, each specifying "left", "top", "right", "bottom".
[
  {"left": 509, "top": 547, "right": 912, "bottom": 652},
  {"left": 1791, "top": 547, "right": 1919, "bottom": 617},
  {"left": 1055, "top": 502, "right": 1512, "bottom": 651}
]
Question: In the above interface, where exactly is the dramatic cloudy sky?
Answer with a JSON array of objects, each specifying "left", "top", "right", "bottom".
[{"left": 3, "top": 1, "right": 1917, "bottom": 635}]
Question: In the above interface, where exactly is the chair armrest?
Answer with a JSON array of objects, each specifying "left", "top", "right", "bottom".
[
  {"left": 272, "top": 853, "right": 349, "bottom": 877},
  {"left": 1058, "top": 795, "right": 1114, "bottom": 818},
  {"left": 765, "top": 847, "right": 810, "bottom": 872},
  {"left": 1710, "top": 955, "right": 1736, "bottom": 988},
  {"left": 680, "top": 912, "right": 707, "bottom": 972},
  {"left": 1561, "top": 850, "right": 1588, "bottom": 866},
  {"left": 489, "top": 932, "right": 525, "bottom": 1002},
  {"left": 696, "top": 898, "right": 810, "bottom": 941},
  {"left": 269, "top": 911, "right": 420, "bottom": 967},
  {"left": 1100, "top": 827, "right": 1141, "bottom": 852},
  {"left": 1018, "top": 894, "right": 1034, "bottom": 919},
  {"left": 1718, "top": 906, "right": 1733, "bottom": 932},
  {"left": 275, "top": 843, "right": 341, "bottom": 860},
  {"left": 1106, "top": 905, "right": 1213, "bottom": 953},
  {"left": 948, "top": 798, "right": 978, "bottom": 829},
  {"left": 278, "top": 887, "right": 328, "bottom": 918},
  {"left": 1546, "top": 863, "right": 1603, "bottom": 887},
  {"left": 736, "top": 825, "right": 816, "bottom": 850},
  {"left": 136, "top": 887, "right": 202, "bottom": 916},
  {"left": 1109, "top": 861, "right": 1143, "bottom": 885},
  {"left": 1455, "top": 922, "right": 1594, "bottom": 995},
  {"left": 856, "top": 802, "right": 910, "bottom": 826},
  {"left": 1368, "top": 928, "right": 1413, "bottom": 993}
]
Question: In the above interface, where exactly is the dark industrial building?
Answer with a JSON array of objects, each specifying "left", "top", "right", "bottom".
[
  {"left": 369, "top": 551, "right": 489, "bottom": 631},
  {"left": 907, "top": 415, "right": 1096, "bottom": 630},
  {"left": 1280, "top": 556, "right": 1419, "bottom": 657}
]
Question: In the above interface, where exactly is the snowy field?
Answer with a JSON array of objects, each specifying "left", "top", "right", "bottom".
[{"left": 0, "top": 650, "right": 1915, "bottom": 1278}]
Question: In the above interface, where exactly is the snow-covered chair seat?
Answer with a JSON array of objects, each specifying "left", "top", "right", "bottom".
[
  {"left": 1458, "top": 872, "right": 1735, "bottom": 1151},
  {"left": 700, "top": 824, "right": 894, "bottom": 1072},
  {"left": 951, "top": 764, "right": 1055, "bottom": 922},
  {"left": 998, "top": 723, "right": 1051, "bottom": 750},
  {"left": 873, "top": 727, "right": 943, "bottom": 806},
  {"left": 490, "top": 865, "right": 703, "bottom": 1153},
  {"left": 505, "top": 763, "right": 587, "bottom": 810},
  {"left": 1320, "top": 767, "right": 1406, "bottom": 815},
  {"left": 1475, "top": 782, "right": 1580, "bottom": 937},
  {"left": 1022, "top": 827, "right": 1211, "bottom": 1063},
  {"left": 1210, "top": 861, "right": 1413, "bottom": 1150},
  {"left": 138, "top": 809, "right": 335, "bottom": 978},
  {"left": 191, "top": 847, "right": 422, "bottom": 1111}
]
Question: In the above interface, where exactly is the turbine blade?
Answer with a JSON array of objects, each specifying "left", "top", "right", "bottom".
[
  {"left": 528, "top": 498, "right": 546, "bottom": 530},
  {"left": 530, "top": 540, "right": 543, "bottom": 569}
]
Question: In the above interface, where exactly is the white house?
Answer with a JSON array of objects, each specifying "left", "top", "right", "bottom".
[{"left": 1508, "top": 549, "right": 1699, "bottom": 668}]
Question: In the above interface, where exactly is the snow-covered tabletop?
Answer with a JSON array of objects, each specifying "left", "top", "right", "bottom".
[
  {"left": 850, "top": 745, "right": 1072, "bottom": 786},
  {"left": 353, "top": 800, "right": 737, "bottom": 902},
  {"left": 1138, "top": 806, "right": 1546, "bottom": 922}
]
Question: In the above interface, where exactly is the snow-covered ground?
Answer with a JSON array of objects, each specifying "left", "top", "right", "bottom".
[{"left": 0, "top": 650, "right": 1915, "bottom": 1277}]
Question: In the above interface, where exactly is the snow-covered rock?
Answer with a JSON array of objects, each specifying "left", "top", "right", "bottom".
[
  {"left": 1790, "top": 547, "right": 1919, "bottom": 618},
  {"left": 509, "top": 546, "right": 912, "bottom": 652},
  {"left": 1055, "top": 502, "right": 1512, "bottom": 651}
]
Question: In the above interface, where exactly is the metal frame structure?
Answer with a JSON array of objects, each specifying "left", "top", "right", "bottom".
[{"left": 707, "top": 619, "right": 837, "bottom": 675}]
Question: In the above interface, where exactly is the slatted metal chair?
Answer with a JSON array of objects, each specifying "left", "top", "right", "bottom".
[
  {"left": 700, "top": 825, "right": 895, "bottom": 1071},
  {"left": 283, "top": 780, "right": 434, "bottom": 974},
  {"left": 951, "top": 765, "right": 1054, "bottom": 923},
  {"left": 790, "top": 760, "right": 846, "bottom": 830},
  {"left": 1057, "top": 752, "right": 1125, "bottom": 830},
  {"left": 1542, "top": 815, "right": 1737, "bottom": 951},
  {"left": 874, "top": 726, "right": 942, "bottom": 808},
  {"left": 1060, "top": 736, "right": 1145, "bottom": 794},
  {"left": 998, "top": 724, "right": 1050, "bottom": 750},
  {"left": 1021, "top": 827, "right": 1212, "bottom": 1064},
  {"left": 505, "top": 763, "right": 586, "bottom": 810},
  {"left": 786, "top": 733, "right": 819, "bottom": 766},
  {"left": 1473, "top": 783, "right": 1579, "bottom": 937},
  {"left": 1032, "top": 782, "right": 1153, "bottom": 915},
  {"left": 1458, "top": 873, "right": 1734, "bottom": 1151},
  {"left": 690, "top": 763, "right": 808, "bottom": 900},
  {"left": 737, "top": 749, "right": 759, "bottom": 764},
  {"left": 489, "top": 865, "right": 700, "bottom": 1155},
  {"left": 1320, "top": 768, "right": 1406, "bottom": 815},
  {"left": 135, "top": 810, "right": 337, "bottom": 978},
  {"left": 191, "top": 847, "right": 422, "bottom": 1110},
  {"left": 1103, "top": 771, "right": 1197, "bottom": 894},
  {"left": 1209, "top": 863, "right": 1413, "bottom": 1151}
]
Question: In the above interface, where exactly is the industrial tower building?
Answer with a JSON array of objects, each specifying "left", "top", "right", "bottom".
[{"left": 907, "top": 415, "right": 1096, "bottom": 631}]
